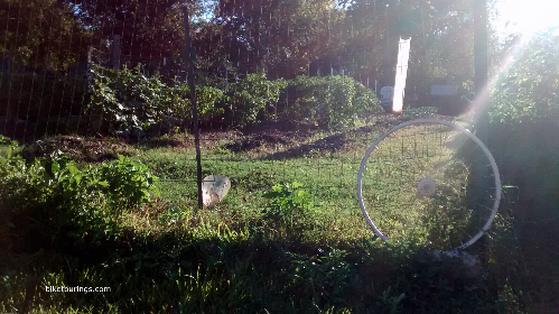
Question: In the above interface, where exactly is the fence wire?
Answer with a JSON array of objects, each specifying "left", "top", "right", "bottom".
[{"left": 1, "top": 0, "right": 557, "bottom": 240}]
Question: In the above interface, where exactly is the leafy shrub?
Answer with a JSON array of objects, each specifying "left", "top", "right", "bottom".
[
  {"left": 488, "top": 31, "right": 559, "bottom": 216},
  {"left": 89, "top": 66, "right": 288, "bottom": 132},
  {"left": 0, "top": 148, "right": 160, "bottom": 247},
  {"left": 89, "top": 65, "right": 189, "bottom": 136},
  {"left": 195, "top": 85, "right": 227, "bottom": 123},
  {"left": 223, "top": 73, "right": 287, "bottom": 128},
  {"left": 0, "top": 134, "right": 19, "bottom": 157},
  {"left": 262, "top": 182, "right": 318, "bottom": 228},
  {"left": 280, "top": 75, "right": 381, "bottom": 129},
  {"left": 97, "top": 155, "right": 160, "bottom": 210},
  {"left": 89, "top": 67, "right": 382, "bottom": 132},
  {"left": 490, "top": 32, "right": 559, "bottom": 126}
]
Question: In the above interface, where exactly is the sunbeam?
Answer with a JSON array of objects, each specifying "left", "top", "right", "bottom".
[{"left": 465, "top": 0, "right": 559, "bottom": 124}]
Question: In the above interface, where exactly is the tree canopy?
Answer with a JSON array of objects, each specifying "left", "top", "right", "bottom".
[
  {"left": 0, "top": 0, "right": 91, "bottom": 71},
  {"left": 1, "top": 0, "right": 494, "bottom": 96}
]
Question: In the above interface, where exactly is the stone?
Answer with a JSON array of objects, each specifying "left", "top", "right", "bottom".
[{"left": 202, "top": 175, "right": 231, "bottom": 208}]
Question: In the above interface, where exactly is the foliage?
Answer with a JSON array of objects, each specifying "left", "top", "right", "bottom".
[
  {"left": 281, "top": 75, "right": 380, "bottom": 129},
  {"left": 60, "top": 0, "right": 188, "bottom": 71},
  {"left": 0, "top": 122, "right": 546, "bottom": 312},
  {"left": 486, "top": 30, "right": 559, "bottom": 228},
  {"left": 0, "top": 0, "right": 91, "bottom": 71},
  {"left": 194, "top": 0, "right": 480, "bottom": 93},
  {"left": 262, "top": 182, "right": 318, "bottom": 229},
  {"left": 88, "top": 65, "right": 189, "bottom": 136},
  {"left": 197, "top": 0, "right": 341, "bottom": 78},
  {"left": 490, "top": 32, "right": 559, "bottom": 125},
  {"left": 89, "top": 66, "right": 289, "bottom": 132},
  {"left": 487, "top": 31, "right": 559, "bottom": 200},
  {"left": 97, "top": 155, "right": 160, "bottom": 210},
  {"left": 194, "top": 84, "right": 227, "bottom": 123},
  {"left": 0, "top": 0, "right": 480, "bottom": 85},
  {"left": 481, "top": 30, "right": 559, "bottom": 311},
  {"left": 0, "top": 147, "right": 160, "bottom": 246},
  {"left": 223, "top": 73, "right": 287, "bottom": 127},
  {"left": 0, "top": 134, "right": 18, "bottom": 147}
]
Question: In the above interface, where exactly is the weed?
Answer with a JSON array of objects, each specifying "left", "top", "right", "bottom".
[
  {"left": 0, "top": 115, "right": 551, "bottom": 312},
  {"left": 262, "top": 182, "right": 321, "bottom": 239}
]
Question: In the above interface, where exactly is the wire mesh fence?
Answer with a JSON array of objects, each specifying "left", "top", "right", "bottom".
[
  {"left": 1, "top": 0, "right": 407, "bottom": 141},
  {"left": 0, "top": 0, "right": 387, "bottom": 221},
  {"left": 3, "top": 2, "right": 559, "bottom": 311},
  {"left": 1, "top": 0, "right": 557, "bottom": 243}
]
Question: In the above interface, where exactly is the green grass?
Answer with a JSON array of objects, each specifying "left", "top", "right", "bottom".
[
  {"left": 135, "top": 142, "right": 374, "bottom": 245},
  {"left": 134, "top": 119, "right": 494, "bottom": 250},
  {"left": 359, "top": 122, "right": 498, "bottom": 250},
  {"left": 0, "top": 114, "right": 548, "bottom": 313}
]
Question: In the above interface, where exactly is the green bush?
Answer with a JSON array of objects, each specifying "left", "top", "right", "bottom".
[
  {"left": 89, "top": 65, "right": 190, "bottom": 136},
  {"left": 0, "top": 147, "right": 160, "bottom": 247},
  {"left": 88, "top": 68, "right": 381, "bottom": 132},
  {"left": 195, "top": 84, "right": 227, "bottom": 123},
  {"left": 280, "top": 75, "right": 381, "bottom": 129},
  {"left": 222, "top": 73, "right": 287, "bottom": 128},
  {"left": 490, "top": 32, "right": 559, "bottom": 126},
  {"left": 89, "top": 67, "right": 289, "bottom": 132},
  {"left": 97, "top": 155, "right": 160, "bottom": 210},
  {"left": 488, "top": 31, "right": 559, "bottom": 209},
  {"left": 262, "top": 182, "right": 319, "bottom": 233}
]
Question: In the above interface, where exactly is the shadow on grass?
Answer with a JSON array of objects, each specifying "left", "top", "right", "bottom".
[
  {"left": 254, "top": 115, "right": 408, "bottom": 161},
  {"left": 1, "top": 223, "right": 503, "bottom": 313}
]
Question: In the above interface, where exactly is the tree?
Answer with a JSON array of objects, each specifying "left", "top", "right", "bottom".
[
  {"left": 335, "top": 0, "right": 394, "bottom": 84},
  {"left": 59, "top": 0, "right": 198, "bottom": 71},
  {"left": 490, "top": 31, "right": 559, "bottom": 124},
  {"left": 0, "top": 0, "right": 90, "bottom": 71},
  {"left": 194, "top": 0, "right": 342, "bottom": 80}
]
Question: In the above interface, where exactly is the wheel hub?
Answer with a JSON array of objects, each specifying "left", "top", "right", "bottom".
[{"left": 418, "top": 178, "right": 437, "bottom": 197}]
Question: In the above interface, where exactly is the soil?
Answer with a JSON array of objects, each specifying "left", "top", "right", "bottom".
[{"left": 4, "top": 113, "right": 448, "bottom": 162}]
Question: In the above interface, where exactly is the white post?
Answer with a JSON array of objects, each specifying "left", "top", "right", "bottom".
[{"left": 392, "top": 37, "right": 411, "bottom": 113}]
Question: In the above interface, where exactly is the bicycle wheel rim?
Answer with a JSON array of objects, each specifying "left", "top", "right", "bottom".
[{"left": 357, "top": 119, "right": 501, "bottom": 251}]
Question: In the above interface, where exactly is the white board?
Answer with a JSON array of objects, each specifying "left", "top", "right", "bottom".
[{"left": 392, "top": 37, "right": 411, "bottom": 113}]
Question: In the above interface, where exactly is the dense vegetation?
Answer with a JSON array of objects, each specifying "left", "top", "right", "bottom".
[
  {"left": 1, "top": 0, "right": 482, "bottom": 101},
  {"left": 1, "top": 0, "right": 559, "bottom": 312},
  {"left": 483, "top": 30, "right": 559, "bottom": 312},
  {"left": 0, "top": 120, "right": 522, "bottom": 313},
  {"left": 55, "top": 65, "right": 379, "bottom": 134},
  {"left": 488, "top": 30, "right": 559, "bottom": 220}
]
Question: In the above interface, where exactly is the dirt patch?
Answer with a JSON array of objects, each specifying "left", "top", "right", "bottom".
[
  {"left": 21, "top": 135, "right": 135, "bottom": 162},
  {"left": 12, "top": 113, "right": 454, "bottom": 162},
  {"left": 253, "top": 116, "right": 405, "bottom": 160}
]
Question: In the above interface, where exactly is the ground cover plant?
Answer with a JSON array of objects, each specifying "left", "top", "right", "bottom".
[
  {"left": 2, "top": 0, "right": 559, "bottom": 312},
  {"left": 0, "top": 110, "right": 541, "bottom": 313}
]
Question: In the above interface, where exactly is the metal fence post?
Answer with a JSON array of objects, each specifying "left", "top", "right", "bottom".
[{"left": 183, "top": 4, "right": 203, "bottom": 212}]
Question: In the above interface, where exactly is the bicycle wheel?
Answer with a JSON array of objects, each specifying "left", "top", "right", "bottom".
[{"left": 357, "top": 119, "right": 501, "bottom": 250}]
